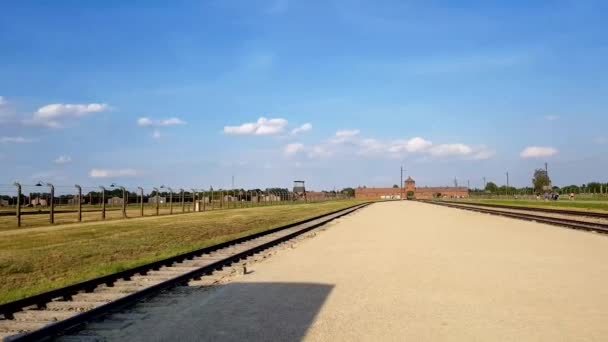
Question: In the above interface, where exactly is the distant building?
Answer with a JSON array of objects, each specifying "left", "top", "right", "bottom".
[
  {"left": 0, "top": 199, "right": 9, "bottom": 206},
  {"left": 148, "top": 196, "right": 166, "bottom": 204},
  {"left": 355, "top": 177, "right": 469, "bottom": 200},
  {"left": 31, "top": 197, "right": 48, "bottom": 206},
  {"left": 68, "top": 197, "right": 84, "bottom": 205},
  {"left": 107, "top": 197, "right": 124, "bottom": 205}
]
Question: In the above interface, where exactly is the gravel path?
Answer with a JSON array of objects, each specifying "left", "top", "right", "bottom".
[{"left": 70, "top": 201, "right": 608, "bottom": 341}]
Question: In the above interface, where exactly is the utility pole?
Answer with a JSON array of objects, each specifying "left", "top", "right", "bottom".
[
  {"left": 506, "top": 172, "right": 510, "bottom": 196},
  {"left": 454, "top": 178, "right": 458, "bottom": 188}
]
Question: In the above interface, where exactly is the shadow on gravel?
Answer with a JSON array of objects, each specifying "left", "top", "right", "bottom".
[{"left": 124, "top": 282, "right": 334, "bottom": 342}]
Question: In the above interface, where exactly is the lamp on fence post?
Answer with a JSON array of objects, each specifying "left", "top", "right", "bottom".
[
  {"left": 137, "top": 187, "right": 144, "bottom": 217},
  {"left": 111, "top": 183, "right": 127, "bottom": 219},
  {"left": 99, "top": 186, "right": 106, "bottom": 220},
  {"left": 153, "top": 187, "right": 160, "bottom": 215},
  {"left": 14, "top": 182, "right": 21, "bottom": 227},
  {"left": 180, "top": 188, "right": 185, "bottom": 213},
  {"left": 36, "top": 181, "right": 54, "bottom": 224},
  {"left": 161, "top": 185, "right": 173, "bottom": 215},
  {"left": 75, "top": 184, "right": 82, "bottom": 222}
]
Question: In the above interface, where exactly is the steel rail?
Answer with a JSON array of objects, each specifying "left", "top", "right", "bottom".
[
  {"left": 0, "top": 203, "right": 369, "bottom": 341},
  {"left": 421, "top": 201, "right": 608, "bottom": 233},
  {"left": 425, "top": 200, "right": 608, "bottom": 219}
]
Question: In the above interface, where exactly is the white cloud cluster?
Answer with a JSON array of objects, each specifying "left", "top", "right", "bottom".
[
  {"left": 0, "top": 136, "right": 34, "bottom": 144},
  {"left": 544, "top": 115, "right": 559, "bottom": 121},
  {"left": 386, "top": 137, "right": 433, "bottom": 153},
  {"left": 137, "top": 117, "right": 187, "bottom": 139},
  {"left": 54, "top": 155, "right": 72, "bottom": 164},
  {"left": 224, "top": 117, "right": 288, "bottom": 136},
  {"left": 520, "top": 146, "right": 558, "bottom": 158},
  {"left": 358, "top": 135, "right": 493, "bottom": 160},
  {"left": 89, "top": 168, "right": 137, "bottom": 178},
  {"left": 291, "top": 123, "right": 312, "bottom": 135},
  {"left": 137, "top": 117, "right": 186, "bottom": 127},
  {"left": 26, "top": 103, "right": 110, "bottom": 128},
  {"left": 0, "top": 96, "right": 6, "bottom": 107},
  {"left": 285, "top": 130, "right": 496, "bottom": 161}
]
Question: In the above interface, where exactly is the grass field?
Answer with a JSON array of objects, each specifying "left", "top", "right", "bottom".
[
  {"left": 448, "top": 198, "right": 608, "bottom": 212},
  {"left": 0, "top": 200, "right": 365, "bottom": 305}
]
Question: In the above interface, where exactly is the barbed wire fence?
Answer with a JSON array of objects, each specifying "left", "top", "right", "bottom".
[{"left": 0, "top": 182, "right": 353, "bottom": 229}]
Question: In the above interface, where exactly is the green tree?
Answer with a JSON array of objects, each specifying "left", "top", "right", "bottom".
[
  {"left": 341, "top": 188, "right": 355, "bottom": 197},
  {"left": 392, "top": 184, "right": 399, "bottom": 188},
  {"left": 532, "top": 169, "right": 551, "bottom": 193},
  {"left": 485, "top": 182, "right": 498, "bottom": 193}
]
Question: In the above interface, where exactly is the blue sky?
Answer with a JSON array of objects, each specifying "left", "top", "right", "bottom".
[{"left": 1, "top": 0, "right": 607, "bottom": 191}]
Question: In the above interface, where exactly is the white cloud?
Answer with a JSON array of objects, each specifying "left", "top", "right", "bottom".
[
  {"left": 429, "top": 144, "right": 473, "bottom": 157},
  {"left": 282, "top": 128, "right": 495, "bottom": 161},
  {"left": 89, "top": 168, "right": 137, "bottom": 178},
  {"left": 544, "top": 115, "right": 560, "bottom": 121},
  {"left": 54, "top": 155, "right": 72, "bottom": 164},
  {"left": 25, "top": 103, "right": 110, "bottom": 128},
  {"left": 594, "top": 137, "right": 607, "bottom": 145},
  {"left": 520, "top": 146, "right": 558, "bottom": 158},
  {"left": 284, "top": 143, "right": 305, "bottom": 156},
  {"left": 471, "top": 148, "right": 496, "bottom": 160},
  {"left": 0, "top": 136, "right": 34, "bottom": 144},
  {"left": 224, "top": 117, "right": 288, "bottom": 136},
  {"left": 152, "top": 130, "right": 161, "bottom": 139},
  {"left": 137, "top": 117, "right": 186, "bottom": 127},
  {"left": 291, "top": 123, "right": 312, "bottom": 135},
  {"left": 0, "top": 96, "right": 6, "bottom": 107},
  {"left": 330, "top": 129, "right": 360, "bottom": 143},
  {"left": 387, "top": 137, "right": 433, "bottom": 153}
]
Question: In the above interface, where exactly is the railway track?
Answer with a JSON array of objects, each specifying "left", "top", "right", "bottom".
[
  {"left": 0, "top": 203, "right": 369, "bottom": 342},
  {"left": 421, "top": 200, "right": 608, "bottom": 233},
  {"left": 432, "top": 201, "right": 608, "bottom": 219}
]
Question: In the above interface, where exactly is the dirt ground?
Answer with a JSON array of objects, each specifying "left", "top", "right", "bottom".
[{"left": 76, "top": 201, "right": 608, "bottom": 341}]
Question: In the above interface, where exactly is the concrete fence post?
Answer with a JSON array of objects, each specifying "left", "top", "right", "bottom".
[
  {"left": 137, "top": 187, "right": 144, "bottom": 217},
  {"left": 153, "top": 187, "right": 160, "bottom": 215},
  {"left": 48, "top": 183, "right": 55, "bottom": 224},
  {"left": 14, "top": 182, "right": 21, "bottom": 227},
  {"left": 191, "top": 189, "right": 197, "bottom": 212},
  {"left": 99, "top": 186, "right": 106, "bottom": 220},
  {"left": 75, "top": 184, "right": 82, "bottom": 222},
  {"left": 180, "top": 189, "right": 185, "bottom": 213}
]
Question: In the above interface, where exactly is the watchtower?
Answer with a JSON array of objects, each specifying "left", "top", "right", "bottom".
[
  {"left": 405, "top": 176, "right": 416, "bottom": 199},
  {"left": 293, "top": 180, "right": 307, "bottom": 201}
]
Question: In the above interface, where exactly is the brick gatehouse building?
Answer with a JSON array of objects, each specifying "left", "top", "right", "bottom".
[{"left": 355, "top": 177, "right": 469, "bottom": 200}]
